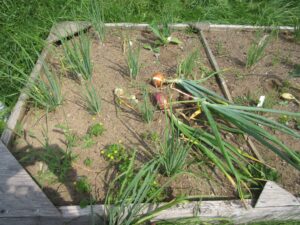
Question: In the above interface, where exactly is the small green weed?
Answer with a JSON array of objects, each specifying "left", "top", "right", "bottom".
[
  {"left": 140, "top": 131, "right": 160, "bottom": 144},
  {"left": 248, "top": 163, "right": 279, "bottom": 186},
  {"left": 177, "top": 50, "right": 199, "bottom": 79},
  {"left": 83, "top": 82, "right": 101, "bottom": 115},
  {"left": 76, "top": 176, "right": 92, "bottom": 193},
  {"left": 62, "top": 32, "right": 93, "bottom": 80},
  {"left": 87, "top": 122, "right": 105, "bottom": 136},
  {"left": 143, "top": 44, "right": 160, "bottom": 54},
  {"left": 40, "top": 147, "right": 77, "bottom": 182},
  {"left": 234, "top": 92, "right": 258, "bottom": 106},
  {"left": 246, "top": 34, "right": 270, "bottom": 68},
  {"left": 82, "top": 134, "right": 96, "bottom": 149},
  {"left": 216, "top": 40, "right": 225, "bottom": 56},
  {"left": 278, "top": 115, "right": 292, "bottom": 125},
  {"left": 101, "top": 143, "right": 132, "bottom": 174},
  {"left": 139, "top": 87, "right": 155, "bottom": 123},
  {"left": 55, "top": 123, "right": 79, "bottom": 149},
  {"left": 126, "top": 42, "right": 140, "bottom": 80},
  {"left": 83, "top": 157, "right": 93, "bottom": 167}
]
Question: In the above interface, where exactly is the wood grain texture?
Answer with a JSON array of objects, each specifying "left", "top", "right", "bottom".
[
  {"left": 255, "top": 181, "right": 300, "bottom": 208},
  {"left": 0, "top": 141, "right": 60, "bottom": 220},
  {"left": 47, "top": 21, "right": 91, "bottom": 43}
]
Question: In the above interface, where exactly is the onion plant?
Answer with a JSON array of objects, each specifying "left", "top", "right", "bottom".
[
  {"left": 246, "top": 34, "right": 270, "bottom": 68},
  {"left": 158, "top": 122, "right": 191, "bottom": 177},
  {"left": 177, "top": 50, "right": 199, "bottom": 79},
  {"left": 62, "top": 32, "right": 93, "bottom": 80},
  {"left": 105, "top": 153, "right": 186, "bottom": 225},
  {"left": 139, "top": 87, "right": 155, "bottom": 123},
  {"left": 126, "top": 42, "right": 140, "bottom": 80},
  {"left": 149, "top": 22, "right": 181, "bottom": 46},
  {"left": 89, "top": 0, "right": 106, "bottom": 42},
  {"left": 168, "top": 79, "right": 300, "bottom": 197},
  {"left": 83, "top": 81, "right": 101, "bottom": 115}
]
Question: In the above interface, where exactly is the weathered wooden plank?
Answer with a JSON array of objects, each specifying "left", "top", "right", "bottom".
[
  {"left": 0, "top": 141, "right": 61, "bottom": 220},
  {"left": 47, "top": 21, "right": 91, "bottom": 43},
  {"left": 255, "top": 181, "right": 300, "bottom": 208},
  {"left": 0, "top": 217, "right": 61, "bottom": 225}
]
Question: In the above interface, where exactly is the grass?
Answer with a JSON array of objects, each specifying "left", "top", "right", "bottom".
[
  {"left": 1, "top": 0, "right": 300, "bottom": 131},
  {"left": 0, "top": 56, "right": 63, "bottom": 111},
  {"left": 83, "top": 81, "right": 101, "bottom": 115},
  {"left": 89, "top": 0, "right": 106, "bottom": 42},
  {"left": 126, "top": 42, "right": 140, "bottom": 80},
  {"left": 62, "top": 32, "right": 93, "bottom": 80},
  {"left": 246, "top": 34, "right": 271, "bottom": 68}
]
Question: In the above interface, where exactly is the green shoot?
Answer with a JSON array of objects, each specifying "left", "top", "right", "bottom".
[
  {"left": 177, "top": 51, "right": 199, "bottom": 79},
  {"left": 76, "top": 176, "right": 92, "bottom": 193},
  {"left": 89, "top": 0, "right": 106, "bottom": 42},
  {"left": 62, "top": 32, "right": 93, "bottom": 80},
  {"left": 246, "top": 34, "right": 270, "bottom": 68},
  {"left": 55, "top": 123, "right": 79, "bottom": 149},
  {"left": 82, "top": 134, "right": 96, "bottom": 149},
  {"left": 159, "top": 125, "right": 191, "bottom": 177},
  {"left": 139, "top": 87, "right": 155, "bottom": 123},
  {"left": 87, "top": 122, "right": 105, "bottom": 136},
  {"left": 149, "top": 21, "right": 181, "bottom": 46},
  {"left": 84, "top": 157, "right": 93, "bottom": 167},
  {"left": 83, "top": 82, "right": 101, "bottom": 115},
  {"left": 126, "top": 42, "right": 140, "bottom": 80}
]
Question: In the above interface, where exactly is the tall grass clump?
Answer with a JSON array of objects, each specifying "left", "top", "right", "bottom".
[
  {"left": 89, "top": 0, "right": 106, "bottom": 42},
  {"left": 0, "top": 56, "right": 63, "bottom": 111},
  {"left": 159, "top": 124, "right": 191, "bottom": 177},
  {"left": 139, "top": 87, "right": 155, "bottom": 123},
  {"left": 126, "top": 42, "right": 140, "bottom": 80},
  {"left": 83, "top": 81, "right": 101, "bottom": 115},
  {"left": 62, "top": 32, "right": 93, "bottom": 80},
  {"left": 177, "top": 51, "right": 199, "bottom": 79},
  {"left": 294, "top": 19, "right": 300, "bottom": 42},
  {"left": 246, "top": 34, "right": 270, "bottom": 68}
]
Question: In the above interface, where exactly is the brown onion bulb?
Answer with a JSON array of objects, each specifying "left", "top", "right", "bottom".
[
  {"left": 151, "top": 72, "right": 165, "bottom": 88},
  {"left": 154, "top": 92, "right": 169, "bottom": 110}
]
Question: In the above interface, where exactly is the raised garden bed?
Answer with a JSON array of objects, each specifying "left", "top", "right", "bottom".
[{"left": 1, "top": 22, "right": 300, "bottom": 224}]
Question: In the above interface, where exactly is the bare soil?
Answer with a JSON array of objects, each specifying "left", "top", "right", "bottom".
[
  {"left": 205, "top": 29, "right": 300, "bottom": 195},
  {"left": 11, "top": 28, "right": 233, "bottom": 206},
  {"left": 11, "top": 28, "right": 300, "bottom": 206}
]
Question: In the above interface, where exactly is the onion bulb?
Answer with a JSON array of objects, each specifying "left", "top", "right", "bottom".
[
  {"left": 154, "top": 92, "right": 169, "bottom": 110},
  {"left": 151, "top": 72, "right": 165, "bottom": 88}
]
